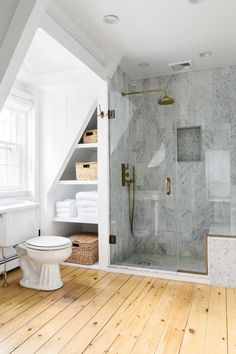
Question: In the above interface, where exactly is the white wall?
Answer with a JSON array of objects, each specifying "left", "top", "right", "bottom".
[
  {"left": 0, "top": 2, "right": 110, "bottom": 268},
  {"left": 37, "top": 79, "right": 104, "bottom": 235}
]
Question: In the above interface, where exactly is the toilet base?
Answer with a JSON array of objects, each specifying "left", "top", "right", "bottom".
[
  {"left": 19, "top": 264, "right": 63, "bottom": 291},
  {"left": 15, "top": 237, "right": 72, "bottom": 291},
  {"left": 19, "top": 278, "right": 63, "bottom": 291}
]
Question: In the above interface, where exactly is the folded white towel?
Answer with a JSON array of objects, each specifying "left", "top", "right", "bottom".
[
  {"left": 77, "top": 207, "right": 98, "bottom": 214},
  {"left": 56, "top": 199, "right": 76, "bottom": 208},
  {"left": 76, "top": 191, "right": 98, "bottom": 201},
  {"left": 76, "top": 200, "right": 98, "bottom": 208},
  {"left": 56, "top": 206, "right": 74, "bottom": 213},
  {"left": 56, "top": 213, "right": 76, "bottom": 219},
  {"left": 55, "top": 199, "right": 77, "bottom": 218},
  {"left": 56, "top": 210, "right": 77, "bottom": 217}
]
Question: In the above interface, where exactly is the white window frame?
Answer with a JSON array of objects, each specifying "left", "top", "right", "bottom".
[
  {"left": 0, "top": 90, "right": 34, "bottom": 195},
  {"left": 0, "top": 140, "right": 24, "bottom": 191}
]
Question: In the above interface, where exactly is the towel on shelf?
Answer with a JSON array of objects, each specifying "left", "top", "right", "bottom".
[
  {"left": 56, "top": 206, "right": 76, "bottom": 213},
  {"left": 56, "top": 212, "right": 76, "bottom": 218},
  {"left": 76, "top": 191, "right": 98, "bottom": 201},
  {"left": 77, "top": 207, "right": 98, "bottom": 214},
  {"left": 56, "top": 210, "right": 77, "bottom": 218},
  {"left": 75, "top": 192, "right": 98, "bottom": 222},
  {"left": 55, "top": 199, "right": 77, "bottom": 218},
  {"left": 76, "top": 200, "right": 98, "bottom": 208},
  {"left": 56, "top": 199, "right": 76, "bottom": 208}
]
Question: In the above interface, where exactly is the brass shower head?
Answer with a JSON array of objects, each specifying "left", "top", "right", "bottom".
[{"left": 158, "top": 94, "right": 174, "bottom": 106}]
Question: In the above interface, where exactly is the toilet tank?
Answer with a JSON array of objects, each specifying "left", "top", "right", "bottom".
[{"left": 0, "top": 202, "right": 39, "bottom": 247}]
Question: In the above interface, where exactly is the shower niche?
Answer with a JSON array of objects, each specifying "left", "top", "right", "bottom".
[{"left": 177, "top": 126, "right": 202, "bottom": 162}]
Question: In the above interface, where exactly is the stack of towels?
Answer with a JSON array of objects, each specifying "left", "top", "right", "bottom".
[
  {"left": 76, "top": 191, "right": 98, "bottom": 222},
  {"left": 56, "top": 199, "right": 77, "bottom": 218}
]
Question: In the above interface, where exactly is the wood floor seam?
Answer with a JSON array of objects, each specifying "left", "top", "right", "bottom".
[
  {"left": 12, "top": 273, "right": 114, "bottom": 354},
  {"left": 0, "top": 270, "right": 109, "bottom": 352},
  {"left": 59, "top": 274, "right": 135, "bottom": 353},
  {"left": 0, "top": 267, "right": 233, "bottom": 354}
]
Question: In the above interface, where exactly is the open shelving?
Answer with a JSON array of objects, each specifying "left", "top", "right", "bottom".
[
  {"left": 76, "top": 143, "right": 98, "bottom": 150},
  {"left": 53, "top": 108, "right": 99, "bottom": 269},
  {"left": 53, "top": 216, "right": 98, "bottom": 224},
  {"left": 58, "top": 180, "right": 98, "bottom": 185}
]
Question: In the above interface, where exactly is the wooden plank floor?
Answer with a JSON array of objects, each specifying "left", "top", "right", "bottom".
[{"left": 0, "top": 267, "right": 234, "bottom": 354}]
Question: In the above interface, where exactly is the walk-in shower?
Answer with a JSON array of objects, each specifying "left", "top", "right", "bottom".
[
  {"left": 109, "top": 65, "right": 234, "bottom": 274},
  {"left": 120, "top": 88, "right": 174, "bottom": 239}
]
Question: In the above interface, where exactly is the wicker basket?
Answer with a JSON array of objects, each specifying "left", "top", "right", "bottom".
[
  {"left": 76, "top": 161, "right": 97, "bottom": 180},
  {"left": 83, "top": 129, "right": 98, "bottom": 144},
  {"left": 65, "top": 233, "right": 98, "bottom": 265}
]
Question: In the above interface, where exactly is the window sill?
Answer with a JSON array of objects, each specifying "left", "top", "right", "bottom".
[{"left": 0, "top": 190, "right": 31, "bottom": 200}]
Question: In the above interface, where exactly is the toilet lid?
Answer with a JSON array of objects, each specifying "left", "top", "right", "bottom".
[{"left": 26, "top": 236, "right": 71, "bottom": 250}]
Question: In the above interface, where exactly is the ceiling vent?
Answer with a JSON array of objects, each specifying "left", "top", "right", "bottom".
[{"left": 168, "top": 61, "right": 193, "bottom": 73}]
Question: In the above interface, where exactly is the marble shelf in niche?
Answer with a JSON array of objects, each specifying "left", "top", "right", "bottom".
[{"left": 177, "top": 126, "right": 202, "bottom": 162}]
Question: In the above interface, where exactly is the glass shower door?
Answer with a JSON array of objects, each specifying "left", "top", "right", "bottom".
[{"left": 108, "top": 68, "right": 178, "bottom": 271}]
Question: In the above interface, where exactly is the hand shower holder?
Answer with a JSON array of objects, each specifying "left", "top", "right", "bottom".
[{"left": 121, "top": 163, "right": 135, "bottom": 187}]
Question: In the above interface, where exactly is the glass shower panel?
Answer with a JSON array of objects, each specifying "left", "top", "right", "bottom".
[
  {"left": 176, "top": 126, "right": 207, "bottom": 273},
  {"left": 109, "top": 67, "right": 178, "bottom": 271},
  {"left": 109, "top": 65, "right": 236, "bottom": 274}
]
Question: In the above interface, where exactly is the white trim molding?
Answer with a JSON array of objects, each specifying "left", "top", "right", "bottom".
[
  {"left": 42, "top": 3, "right": 107, "bottom": 80},
  {"left": 43, "top": 1, "right": 121, "bottom": 80},
  {"left": 0, "top": 0, "right": 50, "bottom": 111}
]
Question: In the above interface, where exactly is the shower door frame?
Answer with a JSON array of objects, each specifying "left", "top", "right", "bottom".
[{"left": 108, "top": 79, "right": 179, "bottom": 271}]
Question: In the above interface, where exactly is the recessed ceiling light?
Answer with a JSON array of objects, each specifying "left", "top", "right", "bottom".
[
  {"left": 137, "top": 63, "right": 150, "bottom": 68},
  {"left": 199, "top": 51, "right": 212, "bottom": 58},
  {"left": 189, "top": 0, "right": 205, "bottom": 3},
  {"left": 103, "top": 15, "right": 119, "bottom": 24}
]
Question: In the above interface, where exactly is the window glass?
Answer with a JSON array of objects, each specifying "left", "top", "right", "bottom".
[{"left": 0, "top": 104, "right": 28, "bottom": 190}]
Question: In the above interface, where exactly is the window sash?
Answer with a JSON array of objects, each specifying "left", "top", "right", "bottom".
[
  {"left": 0, "top": 141, "right": 24, "bottom": 190},
  {"left": 0, "top": 105, "right": 28, "bottom": 191}
]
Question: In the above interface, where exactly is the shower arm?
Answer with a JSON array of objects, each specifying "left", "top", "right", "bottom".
[{"left": 121, "top": 88, "right": 166, "bottom": 96}]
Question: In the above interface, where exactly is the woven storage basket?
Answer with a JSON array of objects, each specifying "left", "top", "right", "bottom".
[
  {"left": 75, "top": 161, "right": 97, "bottom": 180},
  {"left": 65, "top": 233, "right": 98, "bottom": 265},
  {"left": 83, "top": 129, "right": 97, "bottom": 144}
]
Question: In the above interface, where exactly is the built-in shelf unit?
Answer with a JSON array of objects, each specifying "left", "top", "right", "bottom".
[
  {"left": 53, "top": 109, "right": 99, "bottom": 268},
  {"left": 76, "top": 143, "right": 98, "bottom": 150},
  {"left": 53, "top": 217, "right": 98, "bottom": 224},
  {"left": 58, "top": 180, "right": 98, "bottom": 185}
]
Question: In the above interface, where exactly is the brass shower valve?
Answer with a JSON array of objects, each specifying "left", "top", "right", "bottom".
[
  {"left": 121, "top": 163, "right": 135, "bottom": 187},
  {"left": 122, "top": 163, "right": 130, "bottom": 186}
]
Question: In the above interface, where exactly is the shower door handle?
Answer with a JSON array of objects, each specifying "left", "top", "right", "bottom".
[{"left": 166, "top": 177, "right": 171, "bottom": 196}]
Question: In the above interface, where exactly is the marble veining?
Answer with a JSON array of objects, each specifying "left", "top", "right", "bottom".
[
  {"left": 177, "top": 127, "right": 202, "bottom": 162},
  {"left": 109, "top": 64, "right": 236, "bottom": 274},
  {"left": 208, "top": 236, "right": 236, "bottom": 287}
]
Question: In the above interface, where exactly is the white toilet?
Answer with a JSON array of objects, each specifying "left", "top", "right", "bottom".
[
  {"left": 0, "top": 202, "right": 72, "bottom": 291},
  {"left": 15, "top": 236, "right": 72, "bottom": 290}
]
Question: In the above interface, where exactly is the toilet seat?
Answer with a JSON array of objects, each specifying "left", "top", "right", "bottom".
[{"left": 26, "top": 236, "right": 71, "bottom": 251}]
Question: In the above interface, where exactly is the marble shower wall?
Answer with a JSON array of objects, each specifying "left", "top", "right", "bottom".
[
  {"left": 174, "top": 67, "right": 236, "bottom": 258},
  {"left": 109, "top": 65, "right": 236, "bottom": 265}
]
